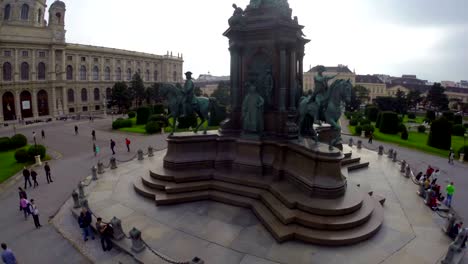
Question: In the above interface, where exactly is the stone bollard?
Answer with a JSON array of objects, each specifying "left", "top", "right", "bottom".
[
  {"left": 444, "top": 214, "right": 457, "bottom": 235},
  {"left": 110, "top": 157, "right": 117, "bottom": 169},
  {"left": 405, "top": 165, "right": 411, "bottom": 178},
  {"left": 97, "top": 161, "right": 104, "bottom": 174},
  {"left": 80, "top": 198, "right": 89, "bottom": 210},
  {"left": 348, "top": 138, "right": 353, "bottom": 147},
  {"left": 392, "top": 151, "right": 397, "bottom": 162},
  {"left": 357, "top": 140, "right": 362, "bottom": 149},
  {"left": 91, "top": 166, "right": 98, "bottom": 181},
  {"left": 387, "top": 148, "right": 393, "bottom": 158},
  {"left": 460, "top": 153, "right": 465, "bottom": 162},
  {"left": 78, "top": 181, "right": 85, "bottom": 198},
  {"left": 361, "top": 130, "right": 365, "bottom": 138},
  {"left": 129, "top": 227, "right": 145, "bottom": 253},
  {"left": 34, "top": 155, "right": 42, "bottom": 166},
  {"left": 378, "top": 145, "right": 384, "bottom": 155},
  {"left": 137, "top": 149, "right": 144, "bottom": 161},
  {"left": 110, "top": 217, "right": 125, "bottom": 240},
  {"left": 400, "top": 160, "right": 406, "bottom": 173},
  {"left": 190, "top": 257, "right": 205, "bottom": 264},
  {"left": 418, "top": 182, "right": 426, "bottom": 197},
  {"left": 441, "top": 229, "right": 468, "bottom": 264},
  {"left": 72, "top": 190, "right": 81, "bottom": 208},
  {"left": 148, "top": 146, "right": 154, "bottom": 157}
]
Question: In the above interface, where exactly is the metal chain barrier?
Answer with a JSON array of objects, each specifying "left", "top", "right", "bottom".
[
  {"left": 141, "top": 239, "right": 190, "bottom": 264},
  {"left": 115, "top": 153, "right": 139, "bottom": 163}
]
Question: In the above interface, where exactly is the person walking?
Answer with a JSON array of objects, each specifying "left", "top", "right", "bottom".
[
  {"left": 445, "top": 182, "right": 455, "bottom": 207},
  {"left": 30, "top": 169, "right": 39, "bottom": 188},
  {"left": 20, "top": 197, "right": 30, "bottom": 220},
  {"left": 44, "top": 162, "right": 53, "bottom": 183},
  {"left": 96, "top": 218, "right": 113, "bottom": 251},
  {"left": 368, "top": 131, "right": 373, "bottom": 144},
  {"left": 1, "top": 243, "right": 17, "bottom": 264},
  {"left": 448, "top": 148, "right": 455, "bottom": 164},
  {"left": 30, "top": 199, "right": 41, "bottom": 229},
  {"left": 78, "top": 208, "right": 95, "bottom": 241},
  {"left": 93, "top": 143, "right": 97, "bottom": 157},
  {"left": 18, "top": 188, "right": 27, "bottom": 211},
  {"left": 22, "top": 167, "right": 32, "bottom": 189},
  {"left": 91, "top": 130, "right": 96, "bottom": 141},
  {"left": 74, "top": 125, "right": 79, "bottom": 135},
  {"left": 41, "top": 130, "right": 45, "bottom": 139},
  {"left": 32, "top": 131, "right": 36, "bottom": 144},
  {"left": 125, "top": 138, "right": 131, "bottom": 152},
  {"left": 110, "top": 139, "right": 116, "bottom": 155}
]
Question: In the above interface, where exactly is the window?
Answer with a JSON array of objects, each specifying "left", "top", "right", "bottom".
[
  {"left": 105, "top": 59, "right": 110, "bottom": 63},
  {"left": 4, "top": 50, "right": 11, "bottom": 57},
  {"left": 67, "top": 89, "right": 74, "bottom": 103},
  {"left": 66, "top": 65, "right": 73, "bottom": 80},
  {"left": 2, "top": 62, "right": 12, "bottom": 81},
  {"left": 79, "top": 65, "right": 87, "bottom": 80},
  {"left": 4, "top": 4, "right": 11, "bottom": 20},
  {"left": 154, "top": 70, "right": 158, "bottom": 82},
  {"left": 21, "top": 62, "right": 29, "bottom": 80},
  {"left": 145, "top": 70, "right": 150, "bottom": 81},
  {"left": 37, "top": 9, "right": 42, "bottom": 23},
  {"left": 92, "top": 66, "right": 99, "bottom": 80},
  {"left": 69, "top": 107, "right": 75, "bottom": 113},
  {"left": 81, "top": 88, "right": 88, "bottom": 102},
  {"left": 137, "top": 62, "right": 140, "bottom": 66},
  {"left": 21, "top": 4, "right": 29, "bottom": 20},
  {"left": 55, "top": 12, "right": 61, "bottom": 23},
  {"left": 38, "top": 51, "right": 45, "bottom": 58},
  {"left": 93, "top": 58, "right": 99, "bottom": 63},
  {"left": 173, "top": 71, "right": 177, "bottom": 82},
  {"left": 126, "top": 68, "right": 132, "bottom": 80},
  {"left": 94, "top": 88, "right": 100, "bottom": 101},
  {"left": 104, "top": 67, "right": 111, "bottom": 81},
  {"left": 81, "top": 57, "right": 86, "bottom": 62},
  {"left": 82, "top": 106, "right": 88, "bottom": 112},
  {"left": 22, "top": 51, "right": 29, "bottom": 57},
  {"left": 95, "top": 105, "right": 100, "bottom": 111},
  {"left": 116, "top": 60, "right": 121, "bottom": 64},
  {"left": 67, "top": 56, "right": 73, "bottom": 61},
  {"left": 37, "top": 62, "right": 46, "bottom": 80},
  {"left": 106, "top": 88, "right": 112, "bottom": 100},
  {"left": 116, "top": 67, "right": 122, "bottom": 81},
  {"left": 137, "top": 69, "right": 141, "bottom": 75}
]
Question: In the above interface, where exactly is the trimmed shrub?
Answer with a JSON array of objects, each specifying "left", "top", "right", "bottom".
[
  {"left": 14, "top": 149, "right": 29, "bottom": 163},
  {"left": 426, "top": 110, "right": 436, "bottom": 122},
  {"left": 128, "top": 111, "right": 136, "bottom": 119},
  {"left": 136, "top": 107, "right": 151, "bottom": 125},
  {"left": 464, "top": 123, "right": 468, "bottom": 129},
  {"left": 360, "top": 119, "right": 371, "bottom": 126},
  {"left": 454, "top": 115, "right": 463, "bottom": 125},
  {"left": 10, "top": 134, "right": 27, "bottom": 148},
  {"left": 153, "top": 104, "right": 165, "bottom": 115},
  {"left": 0, "top": 137, "right": 12, "bottom": 151},
  {"left": 453, "top": 124, "right": 466, "bottom": 136},
  {"left": 418, "top": 125, "right": 426, "bottom": 133},
  {"left": 355, "top": 125, "right": 363, "bottom": 136},
  {"left": 401, "top": 127, "right": 409, "bottom": 140},
  {"left": 148, "top": 114, "right": 169, "bottom": 128},
  {"left": 365, "top": 105, "right": 379, "bottom": 122},
  {"left": 349, "top": 119, "right": 358, "bottom": 126},
  {"left": 458, "top": 146, "right": 468, "bottom": 161},
  {"left": 379, "top": 111, "right": 399, "bottom": 134},
  {"left": 112, "top": 119, "right": 132, "bottom": 129},
  {"left": 376, "top": 112, "right": 382, "bottom": 128},
  {"left": 177, "top": 114, "right": 198, "bottom": 129},
  {"left": 27, "top": 145, "right": 46, "bottom": 159},
  {"left": 398, "top": 123, "right": 407, "bottom": 133},
  {"left": 442, "top": 111, "right": 454, "bottom": 121},
  {"left": 428, "top": 117, "right": 452, "bottom": 150},
  {"left": 362, "top": 124, "right": 375, "bottom": 137},
  {"left": 408, "top": 113, "right": 416, "bottom": 119},
  {"left": 145, "top": 121, "right": 160, "bottom": 134},
  {"left": 345, "top": 112, "right": 352, "bottom": 119}
]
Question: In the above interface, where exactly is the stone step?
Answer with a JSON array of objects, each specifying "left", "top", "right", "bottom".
[
  {"left": 341, "top": 157, "right": 361, "bottom": 166},
  {"left": 141, "top": 174, "right": 375, "bottom": 230},
  {"left": 347, "top": 162, "right": 370, "bottom": 172},
  {"left": 343, "top": 152, "right": 352, "bottom": 159}
]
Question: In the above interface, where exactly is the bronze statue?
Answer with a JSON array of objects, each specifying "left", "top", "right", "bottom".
[
  {"left": 182, "top": 71, "right": 197, "bottom": 117},
  {"left": 310, "top": 65, "right": 337, "bottom": 123},
  {"left": 242, "top": 83, "right": 264, "bottom": 134},
  {"left": 262, "top": 69, "right": 274, "bottom": 106}
]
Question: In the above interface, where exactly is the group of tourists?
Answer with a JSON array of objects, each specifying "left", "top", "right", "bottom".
[
  {"left": 78, "top": 208, "right": 113, "bottom": 252},
  {"left": 22, "top": 162, "right": 53, "bottom": 190},
  {"left": 416, "top": 166, "right": 456, "bottom": 210},
  {"left": 18, "top": 187, "right": 41, "bottom": 228}
]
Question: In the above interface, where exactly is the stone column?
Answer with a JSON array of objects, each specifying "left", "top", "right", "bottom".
[
  {"left": 14, "top": 49, "right": 19, "bottom": 82},
  {"left": 61, "top": 50, "right": 66, "bottom": 81},
  {"left": 14, "top": 90, "right": 21, "bottom": 120},
  {"left": 31, "top": 49, "right": 36, "bottom": 81},
  {"left": 289, "top": 49, "right": 296, "bottom": 111},
  {"left": 230, "top": 47, "right": 239, "bottom": 110},
  {"left": 50, "top": 48, "right": 56, "bottom": 81},
  {"left": 279, "top": 48, "right": 287, "bottom": 111},
  {"left": 62, "top": 87, "right": 68, "bottom": 114},
  {"left": 51, "top": 86, "right": 57, "bottom": 117},
  {"left": 32, "top": 89, "right": 38, "bottom": 118},
  {"left": 75, "top": 56, "right": 79, "bottom": 82}
]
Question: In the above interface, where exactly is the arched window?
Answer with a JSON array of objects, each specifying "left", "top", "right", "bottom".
[
  {"left": 80, "top": 66, "right": 87, "bottom": 80},
  {"left": 92, "top": 66, "right": 99, "bottom": 81},
  {"left": 173, "top": 71, "right": 177, "bottom": 82},
  {"left": 81, "top": 88, "right": 88, "bottom": 102},
  {"left": 37, "top": 62, "right": 46, "bottom": 80},
  {"left": 104, "top": 67, "right": 111, "bottom": 81},
  {"left": 94, "top": 88, "right": 100, "bottom": 101},
  {"left": 145, "top": 70, "right": 150, "bottom": 82},
  {"left": 56, "top": 12, "right": 61, "bottom": 23},
  {"left": 37, "top": 9, "right": 42, "bottom": 23},
  {"left": 116, "top": 67, "right": 122, "bottom": 81},
  {"left": 4, "top": 4, "right": 11, "bottom": 20},
  {"left": 2, "top": 62, "right": 12, "bottom": 81},
  {"left": 106, "top": 88, "right": 112, "bottom": 101},
  {"left": 66, "top": 65, "right": 73, "bottom": 80},
  {"left": 154, "top": 70, "right": 158, "bottom": 82},
  {"left": 126, "top": 68, "right": 132, "bottom": 80},
  {"left": 21, "top": 4, "right": 29, "bottom": 20},
  {"left": 21, "top": 62, "right": 29, "bottom": 80},
  {"left": 137, "top": 69, "right": 141, "bottom": 75},
  {"left": 67, "top": 89, "right": 75, "bottom": 103}
]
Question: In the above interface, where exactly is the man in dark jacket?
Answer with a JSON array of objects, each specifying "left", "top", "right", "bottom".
[
  {"left": 110, "top": 139, "right": 116, "bottom": 155},
  {"left": 44, "top": 162, "right": 53, "bottom": 183},
  {"left": 78, "top": 208, "right": 95, "bottom": 241},
  {"left": 22, "top": 167, "right": 32, "bottom": 189},
  {"left": 30, "top": 169, "right": 39, "bottom": 188}
]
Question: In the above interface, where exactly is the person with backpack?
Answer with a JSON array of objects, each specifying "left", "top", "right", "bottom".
[
  {"left": 78, "top": 208, "right": 95, "bottom": 241},
  {"left": 96, "top": 217, "right": 113, "bottom": 251},
  {"left": 30, "top": 199, "right": 41, "bottom": 229},
  {"left": 30, "top": 169, "right": 39, "bottom": 188},
  {"left": 20, "top": 197, "right": 30, "bottom": 220}
]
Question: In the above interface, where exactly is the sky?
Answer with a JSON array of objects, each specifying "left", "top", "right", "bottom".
[{"left": 48, "top": 0, "right": 468, "bottom": 82}]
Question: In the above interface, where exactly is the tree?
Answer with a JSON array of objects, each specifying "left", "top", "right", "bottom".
[
  {"left": 374, "top": 96, "right": 398, "bottom": 112},
  {"left": 354, "top": 85, "right": 370, "bottom": 103},
  {"left": 426, "top": 83, "right": 449, "bottom": 111},
  {"left": 194, "top": 86, "right": 202, "bottom": 96},
  {"left": 129, "top": 73, "right": 146, "bottom": 107},
  {"left": 145, "top": 83, "right": 161, "bottom": 105},
  {"left": 346, "top": 87, "right": 361, "bottom": 112},
  {"left": 406, "top": 90, "right": 422, "bottom": 110},
  {"left": 212, "top": 81, "right": 231, "bottom": 108},
  {"left": 395, "top": 89, "right": 407, "bottom": 114},
  {"left": 110, "top": 82, "right": 132, "bottom": 112}
]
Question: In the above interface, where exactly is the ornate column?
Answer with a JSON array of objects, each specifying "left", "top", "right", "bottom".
[
  {"left": 289, "top": 49, "right": 297, "bottom": 110},
  {"left": 279, "top": 48, "right": 287, "bottom": 112},
  {"left": 14, "top": 49, "right": 19, "bottom": 82},
  {"left": 32, "top": 89, "right": 39, "bottom": 118},
  {"left": 230, "top": 47, "right": 240, "bottom": 111},
  {"left": 61, "top": 50, "right": 66, "bottom": 80},
  {"left": 32, "top": 49, "right": 36, "bottom": 81},
  {"left": 14, "top": 90, "right": 21, "bottom": 120},
  {"left": 62, "top": 87, "right": 68, "bottom": 114},
  {"left": 51, "top": 86, "right": 57, "bottom": 117},
  {"left": 50, "top": 48, "right": 56, "bottom": 81}
]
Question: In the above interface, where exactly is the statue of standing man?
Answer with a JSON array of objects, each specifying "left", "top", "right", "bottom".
[
  {"left": 182, "top": 71, "right": 197, "bottom": 117},
  {"left": 242, "top": 82, "right": 264, "bottom": 135}
]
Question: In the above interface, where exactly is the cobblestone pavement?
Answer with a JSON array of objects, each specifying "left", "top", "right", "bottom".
[{"left": 0, "top": 117, "right": 166, "bottom": 263}]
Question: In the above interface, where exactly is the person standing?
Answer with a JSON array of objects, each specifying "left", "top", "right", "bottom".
[
  {"left": 96, "top": 218, "right": 113, "bottom": 251},
  {"left": 449, "top": 149, "right": 455, "bottom": 164},
  {"left": 1, "top": 243, "right": 17, "bottom": 264},
  {"left": 368, "top": 131, "right": 373, "bottom": 144},
  {"left": 30, "top": 199, "right": 41, "bottom": 229},
  {"left": 18, "top": 188, "right": 27, "bottom": 211},
  {"left": 22, "top": 167, "right": 32, "bottom": 189},
  {"left": 110, "top": 139, "right": 116, "bottom": 155},
  {"left": 125, "top": 138, "right": 131, "bottom": 152},
  {"left": 445, "top": 182, "right": 455, "bottom": 207},
  {"left": 32, "top": 131, "right": 36, "bottom": 144},
  {"left": 41, "top": 130, "right": 45, "bottom": 139},
  {"left": 74, "top": 125, "right": 79, "bottom": 135},
  {"left": 93, "top": 143, "right": 97, "bottom": 157},
  {"left": 91, "top": 130, "right": 96, "bottom": 141},
  {"left": 30, "top": 169, "right": 39, "bottom": 188},
  {"left": 44, "top": 162, "right": 53, "bottom": 183},
  {"left": 20, "top": 197, "right": 29, "bottom": 220},
  {"left": 78, "top": 208, "right": 95, "bottom": 241}
]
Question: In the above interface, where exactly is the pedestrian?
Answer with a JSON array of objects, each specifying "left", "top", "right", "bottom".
[
  {"left": 431, "top": 169, "right": 440, "bottom": 185},
  {"left": 449, "top": 222, "right": 463, "bottom": 239},
  {"left": 91, "top": 130, "right": 96, "bottom": 141},
  {"left": 445, "top": 182, "right": 455, "bottom": 207},
  {"left": 30, "top": 199, "right": 41, "bottom": 229},
  {"left": 74, "top": 125, "right": 78, "bottom": 135},
  {"left": 96, "top": 217, "right": 113, "bottom": 251},
  {"left": 368, "top": 131, "right": 373, "bottom": 144},
  {"left": 18, "top": 187, "right": 27, "bottom": 211},
  {"left": 415, "top": 172, "right": 423, "bottom": 181},
  {"left": 426, "top": 166, "right": 434, "bottom": 178},
  {"left": 125, "top": 138, "right": 131, "bottom": 152},
  {"left": 78, "top": 208, "right": 95, "bottom": 241},
  {"left": 44, "top": 162, "right": 53, "bottom": 183},
  {"left": 41, "top": 130, "right": 45, "bottom": 139},
  {"left": 448, "top": 149, "right": 455, "bottom": 164},
  {"left": 22, "top": 167, "right": 32, "bottom": 189},
  {"left": 110, "top": 139, "right": 116, "bottom": 155},
  {"left": 93, "top": 143, "right": 97, "bottom": 157},
  {"left": 1, "top": 243, "right": 17, "bottom": 264},
  {"left": 32, "top": 131, "right": 36, "bottom": 143},
  {"left": 30, "top": 169, "right": 39, "bottom": 188},
  {"left": 20, "top": 197, "right": 29, "bottom": 220}
]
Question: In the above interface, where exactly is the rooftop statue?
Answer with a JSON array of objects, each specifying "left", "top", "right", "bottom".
[
  {"left": 249, "top": 0, "right": 289, "bottom": 9},
  {"left": 229, "top": 3, "right": 245, "bottom": 26}
]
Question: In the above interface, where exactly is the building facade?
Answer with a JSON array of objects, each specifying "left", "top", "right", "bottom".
[{"left": 0, "top": 0, "right": 183, "bottom": 123}]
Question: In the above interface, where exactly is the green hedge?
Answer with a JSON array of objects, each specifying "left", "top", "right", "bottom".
[
  {"left": 426, "top": 110, "right": 436, "bottom": 122},
  {"left": 145, "top": 121, "right": 160, "bottom": 134},
  {"left": 349, "top": 119, "right": 358, "bottom": 126},
  {"left": 27, "top": 145, "right": 46, "bottom": 159},
  {"left": 10, "top": 134, "right": 27, "bottom": 149},
  {"left": 148, "top": 114, "right": 169, "bottom": 128},
  {"left": 153, "top": 104, "right": 165, "bottom": 115},
  {"left": 112, "top": 119, "right": 132, "bottom": 129},
  {"left": 454, "top": 115, "right": 463, "bottom": 125},
  {"left": 428, "top": 117, "right": 452, "bottom": 150},
  {"left": 136, "top": 107, "right": 151, "bottom": 125},
  {"left": 128, "top": 111, "right": 136, "bottom": 118},
  {"left": 355, "top": 125, "right": 363, "bottom": 136},
  {"left": 418, "top": 125, "right": 426, "bottom": 133},
  {"left": 379, "top": 111, "right": 399, "bottom": 134},
  {"left": 453, "top": 124, "right": 466, "bottom": 136},
  {"left": 442, "top": 111, "right": 454, "bottom": 121},
  {"left": 0, "top": 137, "right": 12, "bottom": 151},
  {"left": 209, "top": 104, "right": 227, "bottom": 126},
  {"left": 408, "top": 113, "right": 416, "bottom": 119},
  {"left": 14, "top": 149, "right": 29, "bottom": 163},
  {"left": 177, "top": 114, "right": 198, "bottom": 129},
  {"left": 365, "top": 105, "right": 379, "bottom": 122},
  {"left": 401, "top": 127, "right": 409, "bottom": 140},
  {"left": 362, "top": 124, "right": 375, "bottom": 137}
]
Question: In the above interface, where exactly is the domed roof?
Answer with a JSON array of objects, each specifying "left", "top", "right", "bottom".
[{"left": 50, "top": 0, "right": 66, "bottom": 9}]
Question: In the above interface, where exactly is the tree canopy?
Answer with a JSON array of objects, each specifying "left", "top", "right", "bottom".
[
  {"left": 426, "top": 83, "right": 449, "bottom": 111},
  {"left": 406, "top": 90, "right": 423, "bottom": 110},
  {"left": 129, "top": 73, "right": 146, "bottom": 107},
  {"left": 211, "top": 81, "right": 231, "bottom": 108},
  {"left": 110, "top": 82, "right": 132, "bottom": 112}
]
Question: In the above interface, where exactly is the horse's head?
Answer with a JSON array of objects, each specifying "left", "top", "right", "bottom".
[
  {"left": 341, "top": 79, "right": 352, "bottom": 104},
  {"left": 329, "top": 79, "right": 352, "bottom": 105},
  {"left": 160, "top": 83, "right": 181, "bottom": 99}
]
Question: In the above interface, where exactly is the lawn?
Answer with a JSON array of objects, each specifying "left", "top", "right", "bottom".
[
  {"left": 0, "top": 147, "right": 33, "bottom": 183},
  {"left": 118, "top": 117, "right": 219, "bottom": 134}
]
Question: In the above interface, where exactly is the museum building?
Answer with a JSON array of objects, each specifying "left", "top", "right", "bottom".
[{"left": 0, "top": 0, "right": 184, "bottom": 123}]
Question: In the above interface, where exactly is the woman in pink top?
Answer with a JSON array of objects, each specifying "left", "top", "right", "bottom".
[{"left": 20, "top": 197, "right": 29, "bottom": 220}]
